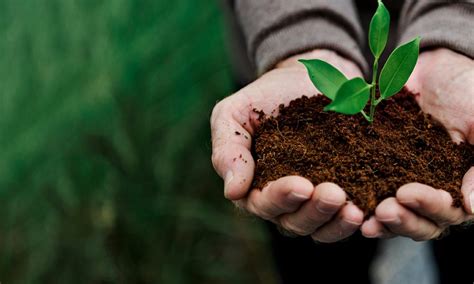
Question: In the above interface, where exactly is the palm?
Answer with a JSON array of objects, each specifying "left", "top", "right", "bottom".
[
  {"left": 406, "top": 48, "right": 474, "bottom": 144},
  {"left": 361, "top": 50, "right": 474, "bottom": 240},
  {"left": 235, "top": 67, "right": 320, "bottom": 120},
  {"left": 234, "top": 55, "right": 362, "bottom": 129},
  {"left": 211, "top": 51, "right": 367, "bottom": 243}
]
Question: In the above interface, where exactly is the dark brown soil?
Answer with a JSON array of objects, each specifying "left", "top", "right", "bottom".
[{"left": 251, "top": 89, "right": 474, "bottom": 215}]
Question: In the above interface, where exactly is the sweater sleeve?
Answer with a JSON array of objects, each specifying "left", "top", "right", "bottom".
[
  {"left": 398, "top": 0, "right": 474, "bottom": 58},
  {"left": 233, "top": 0, "right": 368, "bottom": 75}
]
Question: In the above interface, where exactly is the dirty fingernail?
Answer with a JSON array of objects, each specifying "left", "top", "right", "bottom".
[{"left": 224, "top": 171, "right": 234, "bottom": 195}]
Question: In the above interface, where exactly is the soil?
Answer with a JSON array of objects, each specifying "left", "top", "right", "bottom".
[{"left": 251, "top": 89, "right": 474, "bottom": 215}]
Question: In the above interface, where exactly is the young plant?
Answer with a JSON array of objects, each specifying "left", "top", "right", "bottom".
[{"left": 300, "top": 0, "right": 420, "bottom": 123}]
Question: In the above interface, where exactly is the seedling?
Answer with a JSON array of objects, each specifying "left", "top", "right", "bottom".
[{"left": 300, "top": 0, "right": 420, "bottom": 123}]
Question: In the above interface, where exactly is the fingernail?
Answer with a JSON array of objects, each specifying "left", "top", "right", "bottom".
[
  {"left": 379, "top": 217, "right": 401, "bottom": 225},
  {"left": 366, "top": 232, "right": 382, "bottom": 239},
  {"left": 224, "top": 171, "right": 234, "bottom": 195},
  {"left": 315, "top": 199, "right": 340, "bottom": 214},
  {"left": 288, "top": 192, "right": 310, "bottom": 202},
  {"left": 470, "top": 191, "right": 474, "bottom": 215},
  {"left": 400, "top": 200, "right": 419, "bottom": 209},
  {"left": 340, "top": 220, "right": 361, "bottom": 231}
]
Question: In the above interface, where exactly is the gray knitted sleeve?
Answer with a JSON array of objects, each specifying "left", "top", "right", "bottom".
[
  {"left": 233, "top": 0, "right": 368, "bottom": 75},
  {"left": 398, "top": 0, "right": 474, "bottom": 58}
]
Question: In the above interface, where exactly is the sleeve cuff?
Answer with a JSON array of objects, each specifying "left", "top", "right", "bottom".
[
  {"left": 254, "top": 18, "right": 368, "bottom": 75},
  {"left": 398, "top": 5, "right": 474, "bottom": 59}
]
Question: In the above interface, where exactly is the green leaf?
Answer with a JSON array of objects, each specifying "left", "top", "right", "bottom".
[
  {"left": 379, "top": 37, "right": 420, "bottom": 99},
  {"left": 299, "top": 59, "right": 348, "bottom": 100},
  {"left": 324, "top": 78, "right": 371, "bottom": 115},
  {"left": 369, "top": 0, "right": 390, "bottom": 58}
]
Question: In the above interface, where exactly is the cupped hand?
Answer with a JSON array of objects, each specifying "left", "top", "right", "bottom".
[
  {"left": 362, "top": 49, "right": 474, "bottom": 241},
  {"left": 211, "top": 49, "right": 365, "bottom": 242}
]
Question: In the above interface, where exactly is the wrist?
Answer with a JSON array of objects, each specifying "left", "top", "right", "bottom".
[{"left": 275, "top": 49, "right": 363, "bottom": 79}]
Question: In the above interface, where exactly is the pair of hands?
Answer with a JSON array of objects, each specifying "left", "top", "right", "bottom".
[{"left": 211, "top": 48, "right": 474, "bottom": 242}]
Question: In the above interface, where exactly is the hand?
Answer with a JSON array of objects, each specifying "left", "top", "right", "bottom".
[
  {"left": 361, "top": 49, "right": 474, "bottom": 241},
  {"left": 211, "top": 49, "right": 365, "bottom": 242}
]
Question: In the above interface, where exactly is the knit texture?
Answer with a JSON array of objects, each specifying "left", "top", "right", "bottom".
[
  {"left": 399, "top": 0, "right": 474, "bottom": 58},
  {"left": 234, "top": 0, "right": 368, "bottom": 74},
  {"left": 232, "top": 0, "right": 474, "bottom": 74}
]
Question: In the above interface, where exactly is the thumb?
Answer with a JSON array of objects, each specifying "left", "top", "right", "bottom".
[
  {"left": 212, "top": 143, "right": 255, "bottom": 200},
  {"left": 448, "top": 129, "right": 466, "bottom": 145},
  {"left": 211, "top": 101, "right": 255, "bottom": 200}
]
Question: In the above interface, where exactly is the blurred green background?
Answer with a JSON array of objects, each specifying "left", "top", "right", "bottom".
[{"left": 0, "top": 0, "right": 277, "bottom": 283}]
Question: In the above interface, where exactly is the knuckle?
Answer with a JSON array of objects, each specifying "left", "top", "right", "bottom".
[
  {"left": 211, "top": 150, "right": 225, "bottom": 171},
  {"left": 269, "top": 199, "right": 286, "bottom": 213},
  {"left": 279, "top": 217, "right": 309, "bottom": 236},
  {"left": 439, "top": 215, "right": 462, "bottom": 227},
  {"left": 247, "top": 200, "right": 273, "bottom": 220},
  {"left": 411, "top": 230, "right": 428, "bottom": 241},
  {"left": 210, "top": 151, "right": 219, "bottom": 166},
  {"left": 257, "top": 212, "right": 275, "bottom": 221},
  {"left": 415, "top": 228, "right": 441, "bottom": 242},
  {"left": 430, "top": 204, "right": 444, "bottom": 217},
  {"left": 436, "top": 220, "right": 451, "bottom": 228},
  {"left": 210, "top": 100, "right": 226, "bottom": 123},
  {"left": 311, "top": 233, "right": 334, "bottom": 244},
  {"left": 311, "top": 233, "right": 324, "bottom": 243},
  {"left": 403, "top": 223, "right": 419, "bottom": 237},
  {"left": 412, "top": 236, "right": 427, "bottom": 242},
  {"left": 396, "top": 215, "right": 419, "bottom": 236},
  {"left": 451, "top": 216, "right": 465, "bottom": 226},
  {"left": 444, "top": 213, "right": 460, "bottom": 225},
  {"left": 276, "top": 225, "right": 299, "bottom": 238},
  {"left": 245, "top": 202, "right": 263, "bottom": 219},
  {"left": 397, "top": 208, "right": 411, "bottom": 223},
  {"left": 268, "top": 189, "right": 296, "bottom": 211}
]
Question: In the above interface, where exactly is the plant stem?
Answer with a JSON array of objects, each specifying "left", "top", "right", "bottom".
[
  {"left": 361, "top": 110, "right": 370, "bottom": 121},
  {"left": 369, "top": 58, "right": 379, "bottom": 123}
]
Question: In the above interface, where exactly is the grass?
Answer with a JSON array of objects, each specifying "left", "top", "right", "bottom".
[{"left": 0, "top": 0, "right": 277, "bottom": 283}]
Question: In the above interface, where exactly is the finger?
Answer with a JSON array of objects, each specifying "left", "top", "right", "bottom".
[
  {"left": 278, "top": 183, "right": 346, "bottom": 235},
  {"left": 211, "top": 98, "right": 255, "bottom": 200},
  {"left": 375, "top": 197, "right": 443, "bottom": 241},
  {"left": 447, "top": 129, "right": 466, "bottom": 144},
  {"left": 311, "top": 202, "right": 364, "bottom": 243},
  {"left": 361, "top": 216, "right": 395, "bottom": 239},
  {"left": 461, "top": 167, "right": 474, "bottom": 215},
  {"left": 244, "top": 176, "right": 313, "bottom": 220},
  {"left": 397, "top": 183, "right": 466, "bottom": 227}
]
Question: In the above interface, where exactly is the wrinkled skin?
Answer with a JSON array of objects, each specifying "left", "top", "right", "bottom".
[
  {"left": 211, "top": 49, "right": 367, "bottom": 242},
  {"left": 211, "top": 48, "right": 474, "bottom": 243}
]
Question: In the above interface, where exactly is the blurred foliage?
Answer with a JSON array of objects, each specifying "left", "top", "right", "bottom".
[{"left": 0, "top": 0, "right": 277, "bottom": 283}]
